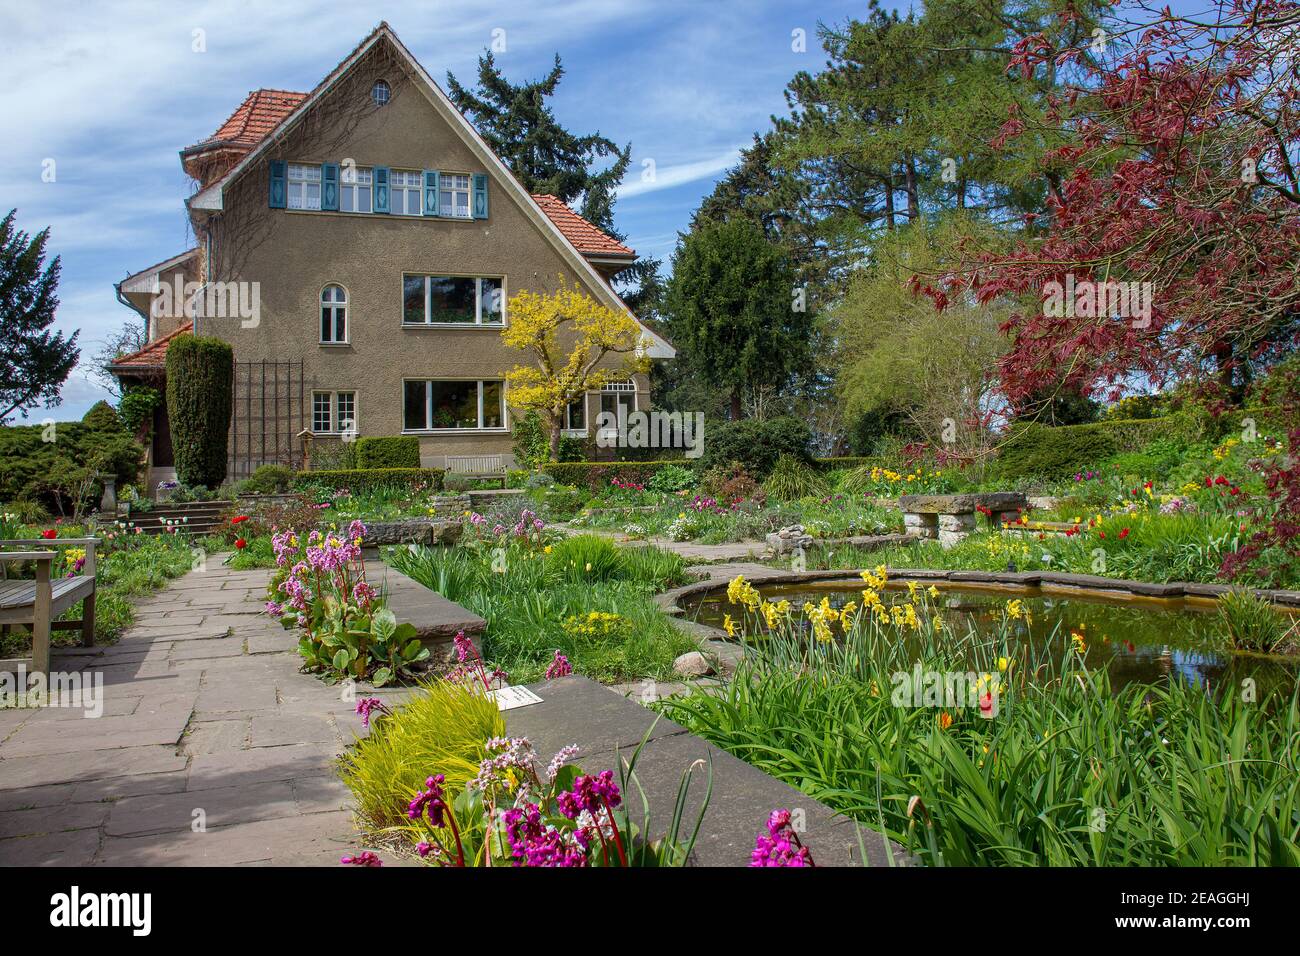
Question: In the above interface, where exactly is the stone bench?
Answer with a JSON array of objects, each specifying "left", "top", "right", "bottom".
[{"left": 899, "top": 493, "right": 1028, "bottom": 548}]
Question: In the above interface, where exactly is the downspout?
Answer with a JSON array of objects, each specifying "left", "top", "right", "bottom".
[{"left": 115, "top": 280, "right": 151, "bottom": 341}]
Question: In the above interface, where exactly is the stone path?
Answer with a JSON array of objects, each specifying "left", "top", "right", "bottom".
[
  {"left": 567, "top": 527, "right": 905, "bottom": 564},
  {"left": 0, "top": 562, "right": 415, "bottom": 867}
]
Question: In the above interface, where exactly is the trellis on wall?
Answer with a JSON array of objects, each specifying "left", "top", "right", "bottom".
[{"left": 228, "top": 359, "right": 305, "bottom": 480}]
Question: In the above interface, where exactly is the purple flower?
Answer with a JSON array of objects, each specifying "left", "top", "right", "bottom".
[
  {"left": 556, "top": 770, "right": 621, "bottom": 819},
  {"left": 502, "top": 804, "right": 587, "bottom": 867},
  {"left": 355, "top": 696, "right": 384, "bottom": 728},
  {"left": 340, "top": 851, "right": 382, "bottom": 866},
  {"left": 408, "top": 774, "right": 448, "bottom": 827},
  {"left": 453, "top": 630, "right": 475, "bottom": 663},
  {"left": 545, "top": 651, "right": 572, "bottom": 680},
  {"left": 750, "top": 808, "right": 815, "bottom": 867}
]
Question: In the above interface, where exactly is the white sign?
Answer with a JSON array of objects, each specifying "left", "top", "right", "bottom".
[{"left": 490, "top": 685, "right": 543, "bottom": 711}]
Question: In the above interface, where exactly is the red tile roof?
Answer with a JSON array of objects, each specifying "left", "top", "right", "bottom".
[
  {"left": 197, "top": 89, "right": 308, "bottom": 150},
  {"left": 531, "top": 194, "right": 635, "bottom": 258},
  {"left": 109, "top": 322, "right": 193, "bottom": 371},
  {"left": 188, "top": 86, "right": 635, "bottom": 260}
]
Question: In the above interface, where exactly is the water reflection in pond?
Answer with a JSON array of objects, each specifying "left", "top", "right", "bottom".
[{"left": 681, "top": 579, "right": 1299, "bottom": 696}]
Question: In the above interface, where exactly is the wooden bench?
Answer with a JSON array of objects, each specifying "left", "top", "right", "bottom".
[
  {"left": 0, "top": 538, "right": 98, "bottom": 691},
  {"left": 445, "top": 454, "right": 507, "bottom": 488}
]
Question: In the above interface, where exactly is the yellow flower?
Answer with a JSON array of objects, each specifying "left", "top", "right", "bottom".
[
  {"left": 723, "top": 614, "right": 736, "bottom": 638},
  {"left": 585, "top": 563, "right": 592, "bottom": 572},
  {"left": 927, "top": 585, "right": 940, "bottom": 599},
  {"left": 544, "top": 545, "right": 552, "bottom": 554}
]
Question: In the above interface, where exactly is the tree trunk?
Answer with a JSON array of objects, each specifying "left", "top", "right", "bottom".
[
  {"left": 904, "top": 156, "right": 920, "bottom": 221},
  {"left": 884, "top": 172, "right": 895, "bottom": 230},
  {"left": 548, "top": 414, "right": 562, "bottom": 462},
  {"left": 730, "top": 389, "right": 743, "bottom": 421}
]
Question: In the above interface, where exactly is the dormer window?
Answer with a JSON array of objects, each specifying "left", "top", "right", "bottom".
[{"left": 371, "top": 80, "right": 390, "bottom": 106}]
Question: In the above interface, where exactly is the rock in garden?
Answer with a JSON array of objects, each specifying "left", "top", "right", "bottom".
[
  {"left": 673, "top": 651, "right": 715, "bottom": 678},
  {"left": 766, "top": 524, "right": 813, "bottom": 554}
]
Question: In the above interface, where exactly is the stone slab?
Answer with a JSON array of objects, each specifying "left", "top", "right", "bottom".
[
  {"left": 365, "top": 559, "right": 486, "bottom": 642},
  {"left": 504, "top": 676, "right": 903, "bottom": 867},
  {"left": 899, "top": 492, "right": 1028, "bottom": 515}
]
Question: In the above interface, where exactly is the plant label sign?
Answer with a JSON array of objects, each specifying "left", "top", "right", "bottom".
[{"left": 490, "top": 685, "right": 543, "bottom": 711}]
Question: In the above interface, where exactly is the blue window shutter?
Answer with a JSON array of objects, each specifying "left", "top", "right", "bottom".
[
  {"left": 423, "top": 170, "right": 440, "bottom": 216},
  {"left": 473, "top": 173, "right": 489, "bottom": 219},
  {"left": 268, "top": 160, "right": 286, "bottom": 208},
  {"left": 321, "top": 163, "right": 339, "bottom": 211},
  {"left": 374, "top": 166, "right": 390, "bottom": 214}
]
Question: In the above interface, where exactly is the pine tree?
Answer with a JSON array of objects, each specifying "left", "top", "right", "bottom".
[{"left": 0, "top": 209, "right": 78, "bottom": 424}]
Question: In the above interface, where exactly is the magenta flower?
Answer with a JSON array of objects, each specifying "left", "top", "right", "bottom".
[
  {"left": 355, "top": 696, "right": 385, "bottom": 728},
  {"left": 545, "top": 651, "right": 573, "bottom": 680},
  {"left": 750, "top": 808, "right": 815, "bottom": 867},
  {"left": 340, "top": 851, "right": 382, "bottom": 866}
]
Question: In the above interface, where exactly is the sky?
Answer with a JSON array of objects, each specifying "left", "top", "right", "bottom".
[{"left": 0, "top": 0, "right": 880, "bottom": 421}]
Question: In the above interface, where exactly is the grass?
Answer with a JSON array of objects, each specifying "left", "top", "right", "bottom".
[
  {"left": 390, "top": 536, "right": 695, "bottom": 683},
  {"left": 774, "top": 510, "right": 1268, "bottom": 586},
  {"left": 339, "top": 678, "right": 505, "bottom": 845},
  {"left": 658, "top": 593, "right": 1300, "bottom": 866},
  {"left": 0, "top": 530, "right": 201, "bottom": 658}
]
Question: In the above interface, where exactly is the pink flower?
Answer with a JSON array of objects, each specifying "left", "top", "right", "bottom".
[{"left": 545, "top": 651, "right": 572, "bottom": 680}]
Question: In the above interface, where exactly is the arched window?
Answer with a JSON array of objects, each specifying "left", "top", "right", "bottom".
[
  {"left": 320, "top": 285, "right": 347, "bottom": 343},
  {"left": 371, "top": 80, "right": 390, "bottom": 107}
]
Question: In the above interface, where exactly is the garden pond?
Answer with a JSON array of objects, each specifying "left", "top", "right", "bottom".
[{"left": 681, "top": 578, "right": 1300, "bottom": 695}]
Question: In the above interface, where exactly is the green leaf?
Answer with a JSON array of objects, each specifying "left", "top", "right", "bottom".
[
  {"left": 331, "top": 649, "right": 350, "bottom": 672},
  {"left": 371, "top": 606, "right": 397, "bottom": 643},
  {"left": 371, "top": 666, "right": 393, "bottom": 687}
]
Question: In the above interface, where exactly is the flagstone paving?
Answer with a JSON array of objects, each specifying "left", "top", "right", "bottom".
[{"left": 0, "top": 562, "right": 413, "bottom": 867}]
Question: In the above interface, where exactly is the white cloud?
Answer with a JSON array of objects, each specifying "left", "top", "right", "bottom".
[{"left": 617, "top": 146, "right": 744, "bottom": 198}]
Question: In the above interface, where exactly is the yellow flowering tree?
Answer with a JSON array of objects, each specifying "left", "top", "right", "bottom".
[{"left": 501, "top": 279, "right": 649, "bottom": 461}]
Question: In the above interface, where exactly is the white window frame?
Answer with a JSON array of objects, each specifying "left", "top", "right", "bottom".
[
  {"left": 439, "top": 173, "right": 472, "bottom": 219},
  {"left": 598, "top": 381, "right": 638, "bottom": 442},
  {"left": 371, "top": 80, "right": 390, "bottom": 107},
  {"left": 563, "top": 395, "right": 588, "bottom": 435},
  {"left": 340, "top": 165, "right": 373, "bottom": 214},
  {"left": 402, "top": 379, "right": 507, "bottom": 433},
  {"left": 391, "top": 169, "right": 422, "bottom": 216},
  {"left": 287, "top": 163, "right": 321, "bottom": 210},
  {"left": 401, "top": 274, "right": 505, "bottom": 326},
  {"left": 311, "top": 390, "right": 357, "bottom": 435},
  {"left": 319, "top": 284, "right": 348, "bottom": 344}
]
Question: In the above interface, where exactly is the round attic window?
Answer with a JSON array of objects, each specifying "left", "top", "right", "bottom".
[{"left": 371, "top": 80, "right": 390, "bottom": 106}]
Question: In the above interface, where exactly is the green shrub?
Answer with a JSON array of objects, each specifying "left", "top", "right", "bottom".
[
  {"left": 81, "top": 400, "right": 122, "bottom": 431},
  {"left": 512, "top": 410, "right": 586, "bottom": 468},
  {"left": 292, "top": 467, "right": 444, "bottom": 493},
  {"left": 354, "top": 435, "right": 421, "bottom": 469},
  {"left": 762, "top": 454, "right": 828, "bottom": 502},
  {"left": 699, "top": 416, "right": 811, "bottom": 478},
  {"left": 995, "top": 422, "right": 1121, "bottom": 480},
  {"left": 541, "top": 459, "right": 689, "bottom": 491},
  {"left": 166, "top": 334, "right": 232, "bottom": 488},
  {"left": 237, "top": 464, "right": 294, "bottom": 495},
  {"left": 0, "top": 418, "right": 141, "bottom": 513},
  {"left": 117, "top": 385, "right": 160, "bottom": 436},
  {"left": 647, "top": 464, "right": 697, "bottom": 494}
]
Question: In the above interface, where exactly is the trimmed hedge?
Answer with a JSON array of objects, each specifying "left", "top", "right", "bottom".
[
  {"left": 166, "top": 334, "right": 233, "bottom": 488},
  {"left": 540, "top": 460, "right": 695, "bottom": 491},
  {"left": 698, "top": 416, "right": 812, "bottom": 478},
  {"left": 355, "top": 435, "right": 421, "bottom": 469},
  {"left": 293, "top": 467, "right": 444, "bottom": 493}
]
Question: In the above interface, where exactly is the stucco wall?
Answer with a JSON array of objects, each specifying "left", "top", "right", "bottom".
[{"left": 196, "top": 43, "right": 651, "bottom": 469}]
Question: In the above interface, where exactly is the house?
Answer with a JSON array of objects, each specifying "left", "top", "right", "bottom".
[{"left": 110, "top": 22, "right": 673, "bottom": 489}]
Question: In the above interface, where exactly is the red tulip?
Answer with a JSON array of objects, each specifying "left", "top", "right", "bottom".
[
  {"left": 41, "top": 529, "right": 57, "bottom": 539},
  {"left": 235, "top": 538, "right": 247, "bottom": 550},
  {"left": 232, "top": 515, "right": 249, "bottom": 524},
  {"left": 1119, "top": 527, "right": 1130, "bottom": 539}
]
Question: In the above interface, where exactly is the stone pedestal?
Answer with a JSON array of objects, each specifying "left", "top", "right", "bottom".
[
  {"left": 100, "top": 476, "right": 117, "bottom": 512},
  {"left": 903, "top": 513, "right": 938, "bottom": 539},
  {"left": 938, "top": 512, "right": 977, "bottom": 549}
]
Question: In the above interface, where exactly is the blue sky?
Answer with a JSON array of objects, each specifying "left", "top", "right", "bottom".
[{"left": 1, "top": 0, "right": 877, "bottom": 420}]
